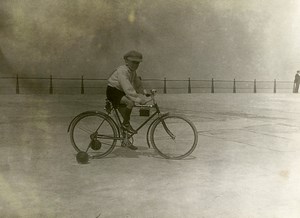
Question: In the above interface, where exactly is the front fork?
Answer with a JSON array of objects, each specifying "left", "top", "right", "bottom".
[{"left": 161, "top": 119, "right": 175, "bottom": 140}]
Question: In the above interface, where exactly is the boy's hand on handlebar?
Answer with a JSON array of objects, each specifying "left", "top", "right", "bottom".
[
  {"left": 137, "top": 94, "right": 149, "bottom": 105},
  {"left": 143, "top": 89, "right": 151, "bottom": 97},
  {"left": 143, "top": 89, "right": 157, "bottom": 97},
  {"left": 136, "top": 89, "right": 156, "bottom": 105}
]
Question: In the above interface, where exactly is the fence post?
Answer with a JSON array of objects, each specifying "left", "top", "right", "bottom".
[
  {"left": 254, "top": 79, "right": 256, "bottom": 93},
  {"left": 16, "top": 74, "right": 19, "bottom": 94},
  {"left": 274, "top": 79, "right": 276, "bottom": 93},
  {"left": 49, "top": 75, "right": 53, "bottom": 94},
  {"left": 188, "top": 77, "right": 191, "bottom": 93},
  {"left": 81, "top": 76, "right": 84, "bottom": 94},
  {"left": 211, "top": 78, "right": 214, "bottom": 93},
  {"left": 233, "top": 79, "right": 236, "bottom": 93},
  {"left": 163, "top": 77, "right": 167, "bottom": 94}
]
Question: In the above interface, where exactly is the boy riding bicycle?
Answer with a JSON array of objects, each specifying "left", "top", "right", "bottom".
[{"left": 106, "top": 50, "right": 150, "bottom": 150}]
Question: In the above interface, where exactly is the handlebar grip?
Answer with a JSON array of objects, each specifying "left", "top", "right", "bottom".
[{"left": 145, "top": 94, "right": 151, "bottom": 97}]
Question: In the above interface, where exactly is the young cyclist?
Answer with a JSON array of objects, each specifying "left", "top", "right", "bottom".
[{"left": 106, "top": 50, "right": 149, "bottom": 150}]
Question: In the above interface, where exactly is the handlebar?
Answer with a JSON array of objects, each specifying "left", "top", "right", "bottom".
[
  {"left": 147, "top": 89, "right": 157, "bottom": 97},
  {"left": 135, "top": 89, "right": 157, "bottom": 107},
  {"left": 151, "top": 89, "right": 157, "bottom": 94}
]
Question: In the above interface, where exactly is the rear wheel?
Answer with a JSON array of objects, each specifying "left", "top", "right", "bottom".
[
  {"left": 150, "top": 115, "right": 198, "bottom": 159},
  {"left": 69, "top": 112, "right": 118, "bottom": 158}
]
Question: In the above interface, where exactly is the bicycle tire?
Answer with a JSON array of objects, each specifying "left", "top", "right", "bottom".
[
  {"left": 69, "top": 112, "right": 118, "bottom": 158},
  {"left": 146, "top": 114, "right": 169, "bottom": 148},
  {"left": 146, "top": 118, "right": 158, "bottom": 148},
  {"left": 150, "top": 115, "right": 198, "bottom": 160}
]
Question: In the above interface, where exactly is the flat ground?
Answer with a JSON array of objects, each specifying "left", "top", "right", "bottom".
[{"left": 1, "top": 94, "right": 300, "bottom": 218}]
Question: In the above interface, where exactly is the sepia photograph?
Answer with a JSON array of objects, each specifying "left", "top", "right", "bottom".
[{"left": 1, "top": 0, "right": 300, "bottom": 217}]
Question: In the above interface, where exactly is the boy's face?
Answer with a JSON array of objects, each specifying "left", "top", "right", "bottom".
[{"left": 126, "top": 59, "right": 140, "bottom": 71}]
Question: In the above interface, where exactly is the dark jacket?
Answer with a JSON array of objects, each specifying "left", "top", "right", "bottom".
[{"left": 294, "top": 73, "right": 300, "bottom": 83}]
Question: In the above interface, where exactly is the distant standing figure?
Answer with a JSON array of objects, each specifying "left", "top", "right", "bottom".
[{"left": 294, "top": 70, "right": 300, "bottom": 93}]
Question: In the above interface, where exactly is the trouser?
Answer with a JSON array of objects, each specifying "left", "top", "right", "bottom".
[
  {"left": 118, "top": 107, "right": 132, "bottom": 125},
  {"left": 106, "top": 86, "right": 133, "bottom": 124},
  {"left": 295, "top": 83, "right": 299, "bottom": 93}
]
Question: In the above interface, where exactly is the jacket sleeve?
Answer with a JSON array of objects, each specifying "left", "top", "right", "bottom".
[
  {"left": 133, "top": 76, "right": 145, "bottom": 94},
  {"left": 118, "top": 72, "right": 143, "bottom": 103}
]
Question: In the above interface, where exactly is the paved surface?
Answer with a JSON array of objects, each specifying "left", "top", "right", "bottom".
[{"left": 1, "top": 94, "right": 300, "bottom": 218}]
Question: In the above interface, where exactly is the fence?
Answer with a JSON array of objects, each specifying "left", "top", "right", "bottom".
[{"left": 0, "top": 75, "right": 295, "bottom": 94}]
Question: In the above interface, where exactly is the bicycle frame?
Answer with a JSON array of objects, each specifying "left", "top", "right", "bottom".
[
  {"left": 111, "top": 103, "right": 162, "bottom": 139},
  {"left": 93, "top": 100, "right": 172, "bottom": 149},
  {"left": 68, "top": 90, "right": 174, "bottom": 149},
  {"left": 69, "top": 89, "right": 198, "bottom": 160}
]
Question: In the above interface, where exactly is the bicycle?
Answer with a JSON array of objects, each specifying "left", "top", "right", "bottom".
[{"left": 67, "top": 89, "right": 198, "bottom": 162}]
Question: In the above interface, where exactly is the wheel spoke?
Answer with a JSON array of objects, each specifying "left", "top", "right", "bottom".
[{"left": 78, "top": 125, "right": 94, "bottom": 134}]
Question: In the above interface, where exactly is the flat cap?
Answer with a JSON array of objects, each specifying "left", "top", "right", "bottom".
[{"left": 123, "top": 50, "right": 143, "bottom": 62}]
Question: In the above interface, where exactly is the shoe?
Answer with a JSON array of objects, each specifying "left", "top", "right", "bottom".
[
  {"left": 126, "top": 143, "right": 138, "bottom": 150},
  {"left": 122, "top": 123, "right": 137, "bottom": 134},
  {"left": 121, "top": 140, "right": 138, "bottom": 150}
]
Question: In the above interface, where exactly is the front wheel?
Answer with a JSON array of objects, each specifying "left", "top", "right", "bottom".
[
  {"left": 69, "top": 112, "right": 118, "bottom": 158},
  {"left": 150, "top": 115, "right": 198, "bottom": 159}
]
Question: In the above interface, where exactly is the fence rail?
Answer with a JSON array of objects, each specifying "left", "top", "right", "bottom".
[{"left": 0, "top": 75, "right": 296, "bottom": 94}]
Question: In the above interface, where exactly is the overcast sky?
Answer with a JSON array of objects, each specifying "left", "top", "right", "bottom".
[{"left": 1, "top": 0, "right": 300, "bottom": 81}]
